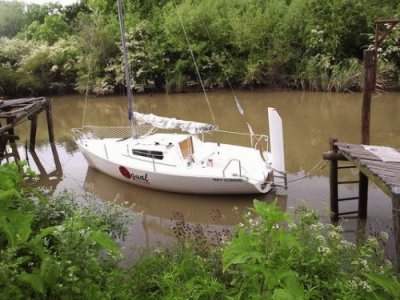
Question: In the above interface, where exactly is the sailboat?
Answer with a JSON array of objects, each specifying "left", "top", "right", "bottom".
[{"left": 72, "top": 0, "right": 286, "bottom": 194}]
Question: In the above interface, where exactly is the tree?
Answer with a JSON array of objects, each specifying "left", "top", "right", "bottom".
[
  {"left": 20, "top": 14, "right": 70, "bottom": 45},
  {"left": 0, "top": 1, "right": 26, "bottom": 38}
]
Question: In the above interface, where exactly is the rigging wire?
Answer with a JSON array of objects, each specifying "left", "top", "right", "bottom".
[
  {"left": 173, "top": 0, "right": 216, "bottom": 125},
  {"left": 81, "top": 26, "right": 95, "bottom": 129},
  {"left": 198, "top": 13, "right": 244, "bottom": 116},
  {"left": 117, "top": 0, "right": 137, "bottom": 138}
]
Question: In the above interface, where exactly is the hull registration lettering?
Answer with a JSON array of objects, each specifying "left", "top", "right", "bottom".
[{"left": 213, "top": 178, "right": 242, "bottom": 183}]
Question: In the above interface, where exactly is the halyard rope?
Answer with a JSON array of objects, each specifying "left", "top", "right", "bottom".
[{"left": 173, "top": 0, "right": 216, "bottom": 125}]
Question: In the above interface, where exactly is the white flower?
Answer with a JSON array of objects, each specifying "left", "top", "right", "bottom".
[
  {"left": 315, "top": 235, "right": 326, "bottom": 243},
  {"left": 339, "top": 240, "right": 355, "bottom": 250},
  {"left": 328, "top": 231, "right": 340, "bottom": 240},
  {"left": 349, "top": 280, "right": 358, "bottom": 289},
  {"left": 367, "top": 237, "right": 379, "bottom": 248},
  {"left": 317, "top": 245, "right": 331, "bottom": 256},
  {"left": 360, "top": 259, "right": 369, "bottom": 269},
  {"left": 379, "top": 231, "right": 389, "bottom": 242},
  {"left": 359, "top": 280, "right": 372, "bottom": 292}
]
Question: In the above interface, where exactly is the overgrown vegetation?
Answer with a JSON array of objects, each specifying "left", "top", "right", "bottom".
[
  {"left": 0, "top": 0, "right": 399, "bottom": 97},
  {"left": 0, "top": 162, "right": 131, "bottom": 299},
  {"left": 1, "top": 161, "right": 400, "bottom": 299}
]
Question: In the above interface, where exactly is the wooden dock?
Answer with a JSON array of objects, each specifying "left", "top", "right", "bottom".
[
  {"left": 323, "top": 140, "right": 400, "bottom": 261},
  {"left": 0, "top": 97, "right": 54, "bottom": 160},
  {"left": 324, "top": 140, "right": 400, "bottom": 219}
]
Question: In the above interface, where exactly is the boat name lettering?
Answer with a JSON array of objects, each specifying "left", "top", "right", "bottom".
[
  {"left": 131, "top": 173, "right": 149, "bottom": 183},
  {"left": 212, "top": 178, "right": 242, "bottom": 183},
  {"left": 119, "top": 166, "right": 149, "bottom": 184}
]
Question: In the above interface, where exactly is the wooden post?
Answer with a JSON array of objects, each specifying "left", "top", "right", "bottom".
[
  {"left": 330, "top": 139, "right": 339, "bottom": 221},
  {"left": 29, "top": 114, "right": 38, "bottom": 151},
  {"left": 50, "top": 142, "right": 62, "bottom": 176},
  {"left": 392, "top": 193, "right": 400, "bottom": 271},
  {"left": 0, "top": 134, "right": 7, "bottom": 159},
  {"left": 30, "top": 150, "right": 47, "bottom": 175},
  {"left": 45, "top": 100, "right": 55, "bottom": 143},
  {"left": 9, "top": 141, "right": 20, "bottom": 161},
  {"left": 361, "top": 49, "right": 375, "bottom": 145},
  {"left": 358, "top": 173, "right": 368, "bottom": 218},
  {"left": 359, "top": 49, "right": 374, "bottom": 219},
  {"left": 6, "top": 117, "right": 16, "bottom": 144}
]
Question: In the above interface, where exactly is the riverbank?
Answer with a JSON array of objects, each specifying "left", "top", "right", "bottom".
[
  {"left": 1, "top": 0, "right": 399, "bottom": 98},
  {"left": 1, "top": 162, "right": 399, "bottom": 299}
]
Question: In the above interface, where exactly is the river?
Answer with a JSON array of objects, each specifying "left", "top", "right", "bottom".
[{"left": 5, "top": 90, "right": 400, "bottom": 261}]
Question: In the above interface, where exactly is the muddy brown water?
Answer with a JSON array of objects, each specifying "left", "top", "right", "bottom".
[{"left": 6, "top": 90, "right": 400, "bottom": 262}]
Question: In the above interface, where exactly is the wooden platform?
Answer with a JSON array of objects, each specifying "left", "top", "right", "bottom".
[
  {"left": 336, "top": 142, "right": 400, "bottom": 198},
  {"left": 324, "top": 140, "right": 400, "bottom": 265},
  {"left": 0, "top": 97, "right": 54, "bottom": 159}
]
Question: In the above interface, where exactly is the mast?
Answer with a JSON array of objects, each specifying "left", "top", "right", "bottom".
[{"left": 117, "top": 0, "right": 137, "bottom": 137}]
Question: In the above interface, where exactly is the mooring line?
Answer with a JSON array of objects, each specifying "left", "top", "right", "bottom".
[{"left": 286, "top": 159, "right": 328, "bottom": 184}]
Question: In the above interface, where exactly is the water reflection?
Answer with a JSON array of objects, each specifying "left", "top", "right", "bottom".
[{"left": 84, "top": 166, "right": 287, "bottom": 249}]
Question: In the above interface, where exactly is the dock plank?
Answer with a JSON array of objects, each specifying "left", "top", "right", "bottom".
[{"left": 336, "top": 143, "right": 400, "bottom": 197}]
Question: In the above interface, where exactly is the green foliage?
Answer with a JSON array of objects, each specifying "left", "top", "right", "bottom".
[
  {"left": 1, "top": 0, "right": 400, "bottom": 96},
  {"left": 0, "top": 162, "right": 132, "bottom": 299},
  {"left": 223, "top": 200, "right": 400, "bottom": 299},
  {"left": 0, "top": 1, "right": 27, "bottom": 38},
  {"left": 74, "top": 13, "right": 119, "bottom": 95},
  {"left": 1, "top": 163, "right": 399, "bottom": 299},
  {"left": 20, "top": 14, "right": 70, "bottom": 45},
  {"left": 0, "top": 36, "right": 79, "bottom": 96}
]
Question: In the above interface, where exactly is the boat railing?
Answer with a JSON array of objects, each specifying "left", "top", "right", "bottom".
[
  {"left": 215, "top": 130, "right": 269, "bottom": 153},
  {"left": 223, "top": 159, "right": 242, "bottom": 178},
  {"left": 71, "top": 125, "right": 156, "bottom": 140}
]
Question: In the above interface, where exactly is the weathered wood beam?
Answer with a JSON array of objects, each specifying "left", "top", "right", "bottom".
[
  {"left": 359, "top": 172, "right": 368, "bottom": 219},
  {"left": 0, "top": 97, "right": 46, "bottom": 109},
  {"left": 361, "top": 49, "right": 375, "bottom": 145},
  {"left": 0, "top": 99, "right": 48, "bottom": 135},
  {"left": 322, "top": 151, "right": 346, "bottom": 161},
  {"left": 0, "top": 134, "right": 7, "bottom": 158},
  {"left": 29, "top": 114, "right": 38, "bottom": 151},
  {"left": 392, "top": 194, "right": 400, "bottom": 268},
  {"left": 0, "top": 103, "right": 36, "bottom": 117},
  {"left": 329, "top": 139, "right": 339, "bottom": 221},
  {"left": 45, "top": 101, "right": 55, "bottom": 143},
  {"left": 340, "top": 151, "right": 393, "bottom": 199}
]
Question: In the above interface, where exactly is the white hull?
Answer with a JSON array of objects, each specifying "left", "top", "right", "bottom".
[{"left": 76, "top": 133, "right": 272, "bottom": 194}]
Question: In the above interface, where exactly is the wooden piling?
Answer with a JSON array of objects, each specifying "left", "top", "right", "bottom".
[
  {"left": 29, "top": 114, "right": 38, "bottom": 151},
  {"left": 359, "top": 49, "right": 375, "bottom": 219},
  {"left": 0, "top": 134, "right": 7, "bottom": 158},
  {"left": 392, "top": 193, "right": 400, "bottom": 266},
  {"left": 361, "top": 49, "right": 375, "bottom": 146},
  {"left": 45, "top": 101, "right": 55, "bottom": 143},
  {"left": 6, "top": 117, "right": 16, "bottom": 144},
  {"left": 358, "top": 173, "right": 368, "bottom": 219},
  {"left": 329, "top": 139, "right": 339, "bottom": 221}
]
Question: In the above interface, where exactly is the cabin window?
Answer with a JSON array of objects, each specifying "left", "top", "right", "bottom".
[{"left": 132, "top": 149, "right": 164, "bottom": 160}]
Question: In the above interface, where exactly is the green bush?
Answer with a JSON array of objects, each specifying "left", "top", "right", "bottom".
[
  {"left": 0, "top": 162, "right": 131, "bottom": 299},
  {"left": 1, "top": 162, "right": 399, "bottom": 299},
  {"left": 223, "top": 200, "right": 400, "bottom": 299}
]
